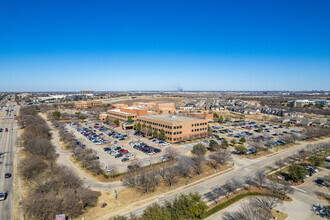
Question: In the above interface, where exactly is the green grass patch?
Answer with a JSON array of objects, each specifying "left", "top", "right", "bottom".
[{"left": 99, "top": 169, "right": 109, "bottom": 179}]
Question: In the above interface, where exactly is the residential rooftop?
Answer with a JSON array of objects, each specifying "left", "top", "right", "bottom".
[{"left": 138, "top": 114, "right": 206, "bottom": 124}]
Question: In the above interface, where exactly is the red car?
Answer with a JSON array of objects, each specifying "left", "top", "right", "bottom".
[{"left": 5, "top": 128, "right": 8, "bottom": 132}]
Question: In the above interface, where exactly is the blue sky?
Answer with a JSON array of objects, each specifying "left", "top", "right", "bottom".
[{"left": 0, "top": 0, "right": 329, "bottom": 91}]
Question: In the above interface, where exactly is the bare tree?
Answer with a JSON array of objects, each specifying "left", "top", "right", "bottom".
[
  {"left": 164, "top": 166, "right": 178, "bottom": 187},
  {"left": 209, "top": 149, "right": 232, "bottom": 169},
  {"left": 164, "top": 148, "right": 179, "bottom": 161},
  {"left": 267, "top": 181, "right": 281, "bottom": 195},
  {"left": 20, "top": 155, "right": 48, "bottom": 180},
  {"left": 223, "top": 203, "right": 266, "bottom": 220},
  {"left": 223, "top": 179, "right": 242, "bottom": 195},
  {"left": 158, "top": 162, "right": 167, "bottom": 179},
  {"left": 297, "top": 150, "right": 308, "bottom": 161},
  {"left": 230, "top": 178, "right": 243, "bottom": 193},
  {"left": 176, "top": 156, "right": 193, "bottom": 178},
  {"left": 290, "top": 133, "right": 298, "bottom": 143},
  {"left": 280, "top": 181, "right": 293, "bottom": 198},
  {"left": 127, "top": 160, "right": 142, "bottom": 172},
  {"left": 137, "top": 171, "right": 159, "bottom": 193},
  {"left": 218, "top": 186, "right": 230, "bottom": 199},
  {"left": 205, "top": 187, "right": 221, "bottom": 204},
  {"left": 249, "top": 197, "right": 280, "bottom": 218},
  {"left": 248, "top": 137, "right": 264, "bottom": 153},
  {"left": 254, "top": 170, "right": 267, "bottom": 188},
  {"left": 191, "top": 155, "right": 205, "bottom": 175},
  {"left": 122, "top": 172, "right": 139, "bottom": 188}
]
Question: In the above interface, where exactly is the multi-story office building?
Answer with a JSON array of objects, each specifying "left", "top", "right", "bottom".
[{"left": 136, "top": 114, "right": 208, "bottom": 143}]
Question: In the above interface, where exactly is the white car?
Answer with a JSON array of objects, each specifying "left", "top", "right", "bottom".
[
  {"left": 0, "top": 192, "right": 7, "bottom": 201},
  {"left": 126, "top": 153, "right": 133, "bottom": 157},
  {"left": 111, "top": 151, "right": 119, "bottom": 156},
  {"left": 159, "top": 156, "right": 166, "bottom": 162},
  {"left": 104, "top": 168, "right": 114, "bottom": 173}
]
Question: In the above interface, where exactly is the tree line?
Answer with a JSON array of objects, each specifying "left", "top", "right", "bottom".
[
  {"left": 122, "top": 145, "right": 232, "bottom": 194},
  {"left": 18, "top": 106, "right": 99, "bottom": 219}
]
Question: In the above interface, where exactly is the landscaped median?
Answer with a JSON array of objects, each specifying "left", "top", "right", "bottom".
[{"left": 202, "top": 190, "right": 289, "bottom": 219}]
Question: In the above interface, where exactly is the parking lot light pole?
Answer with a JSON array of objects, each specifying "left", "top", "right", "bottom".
[{"left": 274, "top": 197, "right": 278, "bottom": 220}]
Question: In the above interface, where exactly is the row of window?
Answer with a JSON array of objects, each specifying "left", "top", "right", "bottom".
[
  {"left": 171, "top": 132, "right": 207, "bottom": 141},
  {"left": 137, "top": 119, "right": 180, "bottom": 130},
  {"left": 192, "top": 122, "right": 207, "bottom": 127},
  {"left": 191, "top": 127, "right": 207, "bottom": 132}
]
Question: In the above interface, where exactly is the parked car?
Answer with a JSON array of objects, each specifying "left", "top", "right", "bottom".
[
  {"left": 121, "top": 158, "right": 129, "bottom": 162},
  {"left": 104, "top": 167, "right": 114, "bottom": 172},
  {"left": 115, "top": 154, "right": 123, "bottom": 158},
  {"left": 314, "top": 178, "right": 328, "bottom": 187},
  {"left": 4, "top": 173, "right": 11, "bottom": 178}
]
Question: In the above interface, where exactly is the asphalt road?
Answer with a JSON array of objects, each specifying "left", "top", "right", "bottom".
[
  {"left": 95, "top": 136, "right": 330, "bottom": 220},
  {"left": 0, "top": 97, "right": 19, "bottom": 220}
]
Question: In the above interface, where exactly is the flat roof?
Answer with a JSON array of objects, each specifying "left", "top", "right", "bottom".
[
  {"left": 124, "top": 106, "right": 147, "bottom": 110},
  {"left": 108, "top": 109, "right": 132, "bottom": 115},
  {"left": 138, "top": 114, "right": 206, "bottom": 124}
]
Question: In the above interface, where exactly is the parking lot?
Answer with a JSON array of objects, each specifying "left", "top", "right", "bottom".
[
  {"left": 278, "top": 169, "right": 329, "bottom": 220},
  {"left": 66, "top": 122, "right": 168, "bottom": 173},
  {"left": 210, "top": 120, "right": 304, "bottom": 153}
]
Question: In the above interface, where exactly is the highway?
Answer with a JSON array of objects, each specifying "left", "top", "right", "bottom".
[{"left": 0, "top": 95, "right": 19, "bottom": 220}]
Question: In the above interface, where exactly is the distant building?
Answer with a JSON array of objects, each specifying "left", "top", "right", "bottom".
[
  {"left": 290, "top": 99, "right": 330, "bottom": 107},
  {"left": 81, "top": 90, "right": 94, "bottom": 94},
  {"left": 132, "top": 102, "right": 176, "bottom": 114},
  {"left": 180, "top": 112, "right": 214, "bottom": 121},
  {"left": 183, "top": 103, "right": 197, "bottom": 110},
  {"left": 103, "top": 106, "right": 153, "bottom": 123},
  {"left": 75, "top": 101, "right": 102, "bottom": 109}
]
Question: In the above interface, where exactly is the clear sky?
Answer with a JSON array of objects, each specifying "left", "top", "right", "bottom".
[{"left": 0, "top": 0, "right": 329, "bottom": 92}]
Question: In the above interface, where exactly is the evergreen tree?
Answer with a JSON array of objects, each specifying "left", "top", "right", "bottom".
[
  {"left": 136, "top": 122, "right": 142, "bottom": 133},
  {"left": 159, "top": 129, "right": 166, "bottom": 140},
  {"left": 153, "top": 128, "right": 159, "bottom": 138}
]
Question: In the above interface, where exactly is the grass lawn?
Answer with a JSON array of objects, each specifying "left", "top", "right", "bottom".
[{"left": 77, "top": 165, "right": 233, "bottom": 220}]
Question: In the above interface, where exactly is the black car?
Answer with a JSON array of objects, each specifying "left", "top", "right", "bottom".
[
  {"left": 121, "top": 158, "right": 129, "bottom": 162},
  {"left": 5, "top": 173, "right": 11, "bottom": 178},
  {"left": 314, "top": 178, "right": 329, "bottom": 187},
  {"left": 115, "top": 154, "right": 123, "bottom": 158}
]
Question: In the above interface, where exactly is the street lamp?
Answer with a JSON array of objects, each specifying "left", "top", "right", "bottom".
[{"left": 274, "top": 197, "right": 279, "bottom": 220}]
